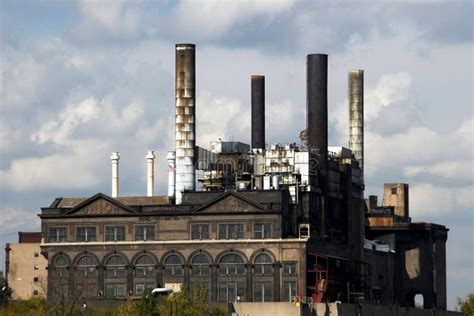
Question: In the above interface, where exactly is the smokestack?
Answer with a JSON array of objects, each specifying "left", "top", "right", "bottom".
[
  {"left": 167, "top": 151, "right": 176, "bottom": 198},
  {"left": 306, "top": 54, "right": 328, "bottom": 179},
  {"left": 349, "top": 69, "right": 364, "bottom": 181},
  {"left": 175, "top": 43, "right": 196, "bottom": 204},
  {"left": 251, "top": 75, "right": 265, "bottom": 150},
  {"left": 111, "top": 152, "right": 120, "bottom": 198},
  {"left": 146, "top": 150, "right": 155, "bottom": 197}
]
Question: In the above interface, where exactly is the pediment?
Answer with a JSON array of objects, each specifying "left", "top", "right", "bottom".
[
  {"left": 197, "top": 192, "right": 266, "bottom": 213},
  {"left": 67, "top": 193, "right": 135, "bottom": 216}
]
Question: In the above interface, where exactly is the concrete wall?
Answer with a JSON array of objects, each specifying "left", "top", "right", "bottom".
[{"left": 6, "top": 243, "right": 47, "bottom": 299}]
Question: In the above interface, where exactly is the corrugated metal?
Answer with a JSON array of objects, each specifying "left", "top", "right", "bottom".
[{"left": 175, "top": 44, "right": 196, "bottom": 204}]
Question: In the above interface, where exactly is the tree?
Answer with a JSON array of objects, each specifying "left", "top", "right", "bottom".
[
  {"left": 457, "top": 292, "right": 474, "bottom": 316},
  {"left": 0, "top": 272, "right": 12, "bottom": 307}
]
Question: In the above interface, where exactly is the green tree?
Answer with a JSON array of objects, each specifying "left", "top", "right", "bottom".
[
  {"left": 457, "top": 292, "right": 474, "bottom": 316},
  {"left": 0, "top": 273, "right": 12, "bottom": 308},
  {"left": 137, "top": 289, "right": 158, "bottom": 316}
]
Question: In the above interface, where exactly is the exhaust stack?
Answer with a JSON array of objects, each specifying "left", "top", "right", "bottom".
[
  {"left": 175, "top": 43, "right": 196, "bottom": 204},
  {"left": 349, "top": 69, "right": 364, "bottom": 182},
  {"left": 111, "top": 152, "right": 120, "bottom": 198},
  {"left": 167, "top": 151, "right": 176, "bottom": 198},
  {"left": 251, "top": 75, "right": 265, "bottom": 151},
  {"left": 146, "top": 151, "right": 155, "bottom": 197},
  {"left": 306, "top": 54, "right": 328, "bottom": 180}
]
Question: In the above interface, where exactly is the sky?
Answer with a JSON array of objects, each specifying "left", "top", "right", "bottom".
[{"left": 0, "top": 0, "right": 472, "bottom": 309}]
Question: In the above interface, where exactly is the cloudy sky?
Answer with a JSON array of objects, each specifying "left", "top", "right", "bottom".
[{"left": 0, "top": 0, "right": 472, "bottom": 308}]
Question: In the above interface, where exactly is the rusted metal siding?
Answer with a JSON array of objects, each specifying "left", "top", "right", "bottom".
[
  {"left": 175, "top": 44, "right": 196, "bottom": 204},
  {"left": 251, "top": 75, "right": 265, "bottom": 150},
  {"left": 348, "top": 70, "right": 364, "bottom": 182}
]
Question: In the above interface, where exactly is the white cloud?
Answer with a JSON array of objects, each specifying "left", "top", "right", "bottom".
[
  {"left": 31, "top": 98, "right": 100, "bottom": 145},
  {"left": 0, "top": 208, "right": 40, "bottom": 228}
]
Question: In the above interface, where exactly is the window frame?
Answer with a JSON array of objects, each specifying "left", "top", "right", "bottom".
[
  {"left": 190, "top": 253, "right": 211, "bottom": 276},
  {"left": 282, "top": 262, "right": 297, "bottom": 276},
  {"left": 254, "top": 253, "right": 273, "bottom": 276},
  {"left": 163, "top": 254, "right": 184, "bottom": 277},
  {"left": 191, "top": 223, "right": 210, "bottom": 240},
  {"left": 76, "top": 226, "right": 97, "bottom": 242},
  {"left": 48, "top": 227, "right": 67, "bottom": 243},
  {"left": 253, "top": 223, "right": 272, "bottom": 239},
  {"left": 105, "top": 225, "right": 126, "bottom": 242},
  {"left": 253, "top": 280, "right": 273, "bottom": 302},
  {"left": 282, "top": 281, "right": 297, "bottom": 302},
  {"left": 134, "top": 225, "right": 156, "bottom": 241},
  {"left": 218, "top": 223, "right": 245, "bottom": 240}
]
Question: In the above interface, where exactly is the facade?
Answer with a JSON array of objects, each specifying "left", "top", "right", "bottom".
[{"left": 5, "top": 232, "right": 47, "bottom": 299}]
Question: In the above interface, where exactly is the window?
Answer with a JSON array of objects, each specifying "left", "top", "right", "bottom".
[
  {"left": 191, "top": 224, "right": 209, "bottom": 240},
  {"left": 135, "top": 283, "right": 155, "bottom": 296},
  {"left": 391, "top": 187, "right": 397, "bottom": 195},
  {"left": 54, "top": 254, "right": 69, "bottom": 267},
  {"left": 34, "top": 252, "right": 39, "bottom": 257},
  {"left": 105, "top": 284, "right": 127, "bottom": 298},
  {"left": 254, "top": 281, "right": 273, "bottom": 302},
  {"left": 191, "top": 283, "right": 210, "bottom": 302},
  {"left": 48, "top": 227, "right": 67, "bottom": 243},
  {"left": 34, "top": 265, "right": 39, "bottom": 270},
  {"left": 33, "top": 277, "right": 39, "bottom": 282},
  {"left": 134, "top": 225, "right": 155, "bottom": 241},
  {"left": 77, "top": 255, "right": 97, "bottom": 278},
  {"left": 283, "top": 262, "right": 297, "bottom": 275},
  {"left": 33, "top": 290, "right": 39, "bottom": 296},
  {"left": 135, "top": 255, "right": 156, "bottom": 278},
  {"left": 105, "top": 255, "right": 127, "bottom": 278},
  {"left": 191, "top": 254, "right": 210, "bottom": 276},
  {"left": 219, "top": 254, "right": 245, "bottom": 276},
  {"left": 283, "top": 281, "right": 297, "bottom": 302},
  {"left": 254, "top": 253, "right": 273, "bottom": 275},
  {"left": 254, "top": 223, "right": 272, "bottom": 239},
  {"left": 163, "top": 254, "right": 183, "bottom": 276},
  {"left": 76, "top": 227, "right": 96, "bottom": 242},
  {"left": 105, "top": 226, "right": 126, "bottom": 241},
  {"left": 218, "top": 224, "right": 244, "bottom": 240},
  {"left": 218, "top": 282, "right": 245, "bottom": 302}
]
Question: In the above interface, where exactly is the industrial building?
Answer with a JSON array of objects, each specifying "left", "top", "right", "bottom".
[{"left": 35, "top": 44, "right": 448, "bottom": 310}]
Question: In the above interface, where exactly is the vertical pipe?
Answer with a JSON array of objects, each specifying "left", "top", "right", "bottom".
[
  {"left": 167, "top": 151, "right": 176, "bottom": 198},
  {"left": 146, "top": 150, "right": 155, "bottom": 197},
  {"left": 306, "top": 54, "right": 328, "bottom": 178},
  {"left": 349, "top": 69, "right": 364, "bottom": 182},
  {"left": 251, "top": 75, "right": 265, "bottom": 150},
  {"left": 175, "top": 43, "right": 196, "bottom": 204},
  {"left": 111, "top": 152, "right": 120, "bottom": 198}
]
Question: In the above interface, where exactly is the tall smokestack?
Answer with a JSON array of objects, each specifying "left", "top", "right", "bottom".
[
  {"left": 146, "top": 150, "right": 155, "bottom": 197},
  {"left": 349, "top": 69, "right": 364, "bottom": 181},
  {"left": 306, "top": 54, "right": 328, "bottom": 180},
  {"left": 167, "top": 151, "right": 176, "bottom": 198},
  {"left": 251, "top": 75, "right": 265, "bottom": 150},
  {"left": 111, "top": 152, "right": 120, "bottom": 198},
  {"left": 175, "top": 43, "right": 196, "bottom": 204}
]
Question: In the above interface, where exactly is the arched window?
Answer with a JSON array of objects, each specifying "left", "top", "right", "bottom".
[
  {"left": 254, "top": 253, "right": 273, "bottom": 275},
  {"left": 191, "top": 254, "right": 210, "bottom": 276},
  {"left": 164, "top": 254, "right": 183, "bottom": 276},
  {"left": 55, "top": 254, "right": 69, "bottom": 268},
  {"left": 76, "top": 255, "right": 97, "bottom": 278},
  {"left": 135, "top": 254, "right": 156, "bottom": 278},
  {"left": 105, "top": 255, "right": 127, "bottom": 278},
  {"left": 219, "top": 254, "right": 245, "bottom": 276}
]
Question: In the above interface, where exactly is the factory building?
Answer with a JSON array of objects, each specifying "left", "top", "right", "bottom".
[{"left": 37, "top": 44, "right": 448, "bottom": 309}]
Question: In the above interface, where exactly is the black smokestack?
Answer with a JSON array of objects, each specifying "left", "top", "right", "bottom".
[
  {"left": 306, "top": 54, "right": 328, "bottom": 175},
  {"left": 251, "top": 75, "right": 265, "bottom": 150}
]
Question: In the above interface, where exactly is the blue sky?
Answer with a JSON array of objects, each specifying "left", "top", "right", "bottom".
[{"left": 0, "top": 0, "right": 472, "bottom": 309}]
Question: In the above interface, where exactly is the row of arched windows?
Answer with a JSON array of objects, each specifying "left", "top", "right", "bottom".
[{"left": 52, "top": 251, "right": 275, "bottom": 277}]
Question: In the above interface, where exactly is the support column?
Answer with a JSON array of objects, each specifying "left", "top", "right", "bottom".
[{"left": 273, "top": 262, "right": 281, "bottom": 301}]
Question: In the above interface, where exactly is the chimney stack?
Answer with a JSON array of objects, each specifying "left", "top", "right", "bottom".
[
  {"left": 306, "top": 54, "right": 328, "bottom": 180},
  {"left": 349, "top": 69, "right": 364, "bottom": 182},
  {"left": 167, "top": 151, "right": 176, "bottom": 198},
  {"left": 175, "top": 43, "right": 196, "bottom": 204},
  {"left": 146, "top": 150, "right": 155, "bottom": 197},
  {"left": 111, "top": 152, "right": 120, "bottom": 198},
  {"left": 251, "top": 75, "right": 265, "bottom": 151}
]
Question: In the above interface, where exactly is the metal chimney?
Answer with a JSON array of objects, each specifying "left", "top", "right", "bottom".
[
  {"left": 146, "top": 150, "right": 155, "bottom": 197},
  {"left": 251, "top": 75, "right": 265, "bottom": 150},
  {"left": 175, "top": 43, "right": 196, "bottom": 204},
  {"left": 110, "top": 152, "right": 120, "bottom": 198},
  {"left": 306, "top": 54, "right": 328, "bottom": 180},
  {"left": 167, "top": 151, "right": 176, "bottom": 198},
  {"left": 349, "top": 69, "right": 364, "bottom": 182}
]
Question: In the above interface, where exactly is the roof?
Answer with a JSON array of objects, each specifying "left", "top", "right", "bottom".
[
  {"left": 52, "top": 195, "right": 169, "bottom": 208},
  {"left": 18, "top": 232, "right": 42, "bottom": 243}
]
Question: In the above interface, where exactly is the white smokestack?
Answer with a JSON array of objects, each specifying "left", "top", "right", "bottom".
[
  {"left": 111, "top": 152, "right": 120, "bottom": 198},
  {"left": 146, "top": 150, "right": 155, "bottom": 197},
  {"left": 167, "top": 151, "right": 176, "bottom": 198}
]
